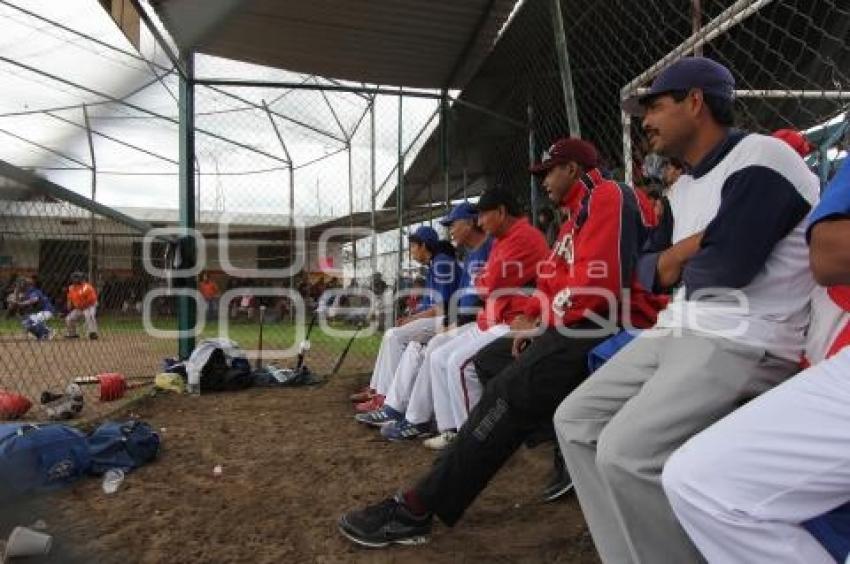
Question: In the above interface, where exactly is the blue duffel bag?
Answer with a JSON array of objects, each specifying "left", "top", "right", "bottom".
[
  {"left": 587, "top": 330, "right": 640, "bottom": 373},
  {"left": 87, "top": 420, "right": 160, "bottom": 475},
  {"left": 0, "top": 423, "right": 91, "bottom": 501}
]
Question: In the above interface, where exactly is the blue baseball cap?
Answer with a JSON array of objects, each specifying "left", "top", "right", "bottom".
[
  {"left": 621, "top": 57, "right": 735, "bottom": 116},
  {"left": 439, "top": 202, "right": 478, "bottom": 226},
  {"left": 408, "top": 225, "right": 440, "bottom": 247}
]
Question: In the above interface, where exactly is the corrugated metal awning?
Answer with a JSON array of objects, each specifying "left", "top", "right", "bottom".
[{"left": 148, "top": 0, "right": 519, "bottom": 89}]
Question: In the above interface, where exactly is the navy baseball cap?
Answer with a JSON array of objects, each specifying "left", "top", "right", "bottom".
[
  {"left": 408, "top": 225, "right": 440, "bottom": 246},
  {"left": 439, "top": 202, "right": 478, "bottom": 226},
  {"left": 477, "top": 188, "right": 521, "bottom": 215},
  {"left": 621, "top": 57, "right": 735, "bottom": 116}
]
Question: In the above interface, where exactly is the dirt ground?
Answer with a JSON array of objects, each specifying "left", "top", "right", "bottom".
[
  {"left": 3, "top": 372, "right": 600, "bottom": 563},
  {"left": 0, "top": 325, "right": 377, "bottom": 422}
]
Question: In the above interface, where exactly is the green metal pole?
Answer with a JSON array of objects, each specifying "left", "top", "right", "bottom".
[
  {"left": 178, "top": 52, "right": 196, "bottom": 360},
  {"left": 551, "top": 0, "right": 581, "bottom": 137},
  {"left": 440, "top": 90, "right": 450, "bottom": 210},
  {"left": 370, "top": 97, "right": 378, "bottom": 278},
  {"left": 396, "top": 90, "right": 404, "bottom": 315},
  {"left": 528, "top": 100, "right": 539, "bottom": 228},
  {"left": 82, "top": 104, "right": 97, "bottom": 285}
]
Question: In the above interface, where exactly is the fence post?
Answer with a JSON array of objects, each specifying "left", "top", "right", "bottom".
[
  {"left": 551, "top": 0, "right": 581, "bottom": 138},
  {"left": 348, "top": 142, "right": 356, "bottom": 280},
  {"left": 178, "top": 51, "right": 196, "bottom": 360},
  {"left": 370, "top": 96, "right": 378, "bottom": 279},
  {"left": 528, "top": 99, "right": 539, "bottom": 228},
  {"left": 82, "top": 104, "right": 97, "bottom": 285},
  {"left": 441, "top": 89, "right": 450, "bottom": 210},
  {"left": 396, "top": 90, "right": 404, "bottom": 320}
]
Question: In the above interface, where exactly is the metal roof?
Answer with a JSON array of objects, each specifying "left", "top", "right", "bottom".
[{"left": 148, "top": 0, "right": 519, "bottom": 89}]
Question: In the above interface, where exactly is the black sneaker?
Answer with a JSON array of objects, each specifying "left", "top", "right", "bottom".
[
  {"left": 338, "top": 494, "right": 432, "bottom": 548},
  {"left": 542, "top": 447, "right": 574, "bottom": 502},
  {"left": 89, "top": 332, "right": 99, "bottom": 340}
]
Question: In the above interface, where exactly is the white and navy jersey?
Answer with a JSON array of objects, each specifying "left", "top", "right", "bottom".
[{"left": 640, "top": 131, "right": 820, "bottom": 361}]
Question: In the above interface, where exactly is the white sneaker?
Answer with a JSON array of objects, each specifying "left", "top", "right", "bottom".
[{"left": 423, "top": 431, "right": 456, "bottom": 451}]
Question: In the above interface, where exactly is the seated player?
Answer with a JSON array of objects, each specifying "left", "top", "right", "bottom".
[
  {"left": 352, "top": 226, "right": 461, "bottom": 413},
  {"left": 662, "top": 159, "right": 850, "bottom": 564},
  {"left": 355, "top": 202, "right": 496, "bottom": 435},
  {"left": 337, "top": 137, "right": 666, "bottom": 547},
  {"left": 375, "top": 192, "right": 549, "bottom": 442}
]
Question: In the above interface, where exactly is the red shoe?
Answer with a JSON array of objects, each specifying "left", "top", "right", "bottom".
[
  {"left": 349, "top": 387, "right": 375, "bottom": 403},
  {"left": 354, "top": 395, "right": 384, "bottom": 413}
]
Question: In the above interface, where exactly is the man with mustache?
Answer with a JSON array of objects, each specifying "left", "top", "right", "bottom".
[{"left": 555, "top": 57, "right": 820, "bottom": 563}]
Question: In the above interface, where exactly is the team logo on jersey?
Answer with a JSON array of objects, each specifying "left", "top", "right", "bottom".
[
  {"left": 552, "top": 288, "right": 572, "bottom": 316},
  {"left": 553, "top": 234, "right": 575, "bottom": 264}
]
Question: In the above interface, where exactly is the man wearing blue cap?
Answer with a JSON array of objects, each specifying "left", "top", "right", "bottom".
[
  {"left": 356, "top": 202, "right": 496, "bottom": 436},
  {"left": 377, "top": 192, "right": 549, "bottom": 443},
  {"left": 556, "top": 56, "right": 819, "bottom": 563},
  {"left": 355, "top": 224, "right": 461, "bottom": 413}
]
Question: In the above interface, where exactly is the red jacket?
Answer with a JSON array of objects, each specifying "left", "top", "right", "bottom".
[
  {"left": 524, "top": 168, "right": 668, "bottom": 329},
  {"left": 475, "top": 218, "right": 550, "bottom": 330}
]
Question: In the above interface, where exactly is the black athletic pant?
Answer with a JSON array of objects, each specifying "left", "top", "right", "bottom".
[{"left": 414, "top": 325, "right": 605, "bottom": 526}]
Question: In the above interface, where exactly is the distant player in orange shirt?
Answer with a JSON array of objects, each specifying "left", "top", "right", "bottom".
[{"left": 65, "top": 271, "right": 98, "bottom": 340}]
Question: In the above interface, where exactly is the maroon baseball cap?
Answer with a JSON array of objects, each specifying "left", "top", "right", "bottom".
[{"left": 529, "top": 138, "right": 599, "bottom": 175}]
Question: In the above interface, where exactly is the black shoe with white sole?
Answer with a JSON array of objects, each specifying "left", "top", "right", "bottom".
[
  {"left": 542, "top": 446, "right": 574, "bottom": 502},
  {"left": 338, "top": 494, "right": 432, "bottom": 548}
]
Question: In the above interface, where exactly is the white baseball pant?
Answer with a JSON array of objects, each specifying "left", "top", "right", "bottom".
[
  {"left": 663, "top": 346, "right": 850, "bottom": 564},
  {"left": 369, "top": 316, "right": 444, "bottom": 395},
  {"left": 431, "top": 323, "right": 511, "bottom": 432},
  {"left": 66, "top": 306, "right": 98, "bottom": 336},
  {"left": 385, "top": 323, "right": 475, "bottom": 417}
]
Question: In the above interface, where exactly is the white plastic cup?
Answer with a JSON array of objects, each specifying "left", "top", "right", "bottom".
[
  {"left": 102, "top": 468, "right": 125, "bottom": 494},
  {"left": 5, "top": 526, "right": 53, "bottom": 558}
]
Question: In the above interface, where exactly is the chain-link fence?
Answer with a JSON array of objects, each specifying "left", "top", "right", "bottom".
[
  {"left": 0, "top": 1, "right": 452, "bottom": 423},
  {"left": 427, "top": 0, "right": 848, "bottom": 224},
  {"left": 0, "top": 193, "right": 169, "bottom": 421},
  {"left": 0, "top": 0, "right": 848, "bottom": 423}
]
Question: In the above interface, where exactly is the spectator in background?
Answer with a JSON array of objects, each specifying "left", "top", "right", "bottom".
[
  {"left": 2, "top": 272, "right": 19, "bottom": 317},
  {"left": 662, "top": 156, "right": 686, "bottom": 188},
  {"left": 662, "top": 159, "right": 850, "bottom": 564},
  {"left": 65, "top": 271, "right": 98, "bottom": 340},
  {"left": 199, "top": 272, "right": 220, "bottom": 322},
  {"left": 645, "top": 187, "right": 670, "bottom": 225},
  {"left": 371, "top": 273, "right": 388, "bottom": 297},
  {"left": 536, "top": 206, "right": 560, "bottom": 246}
]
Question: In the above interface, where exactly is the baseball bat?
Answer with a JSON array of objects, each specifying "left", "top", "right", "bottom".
[
  {"left": 295, "top": 312, "right": 318, "bottom": 370},
  {"left": 331, "top": 324, "right": 362, "bottom": 376},
  {"left": 74, "top": 374, "right": 153, "bottom": 385}
]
